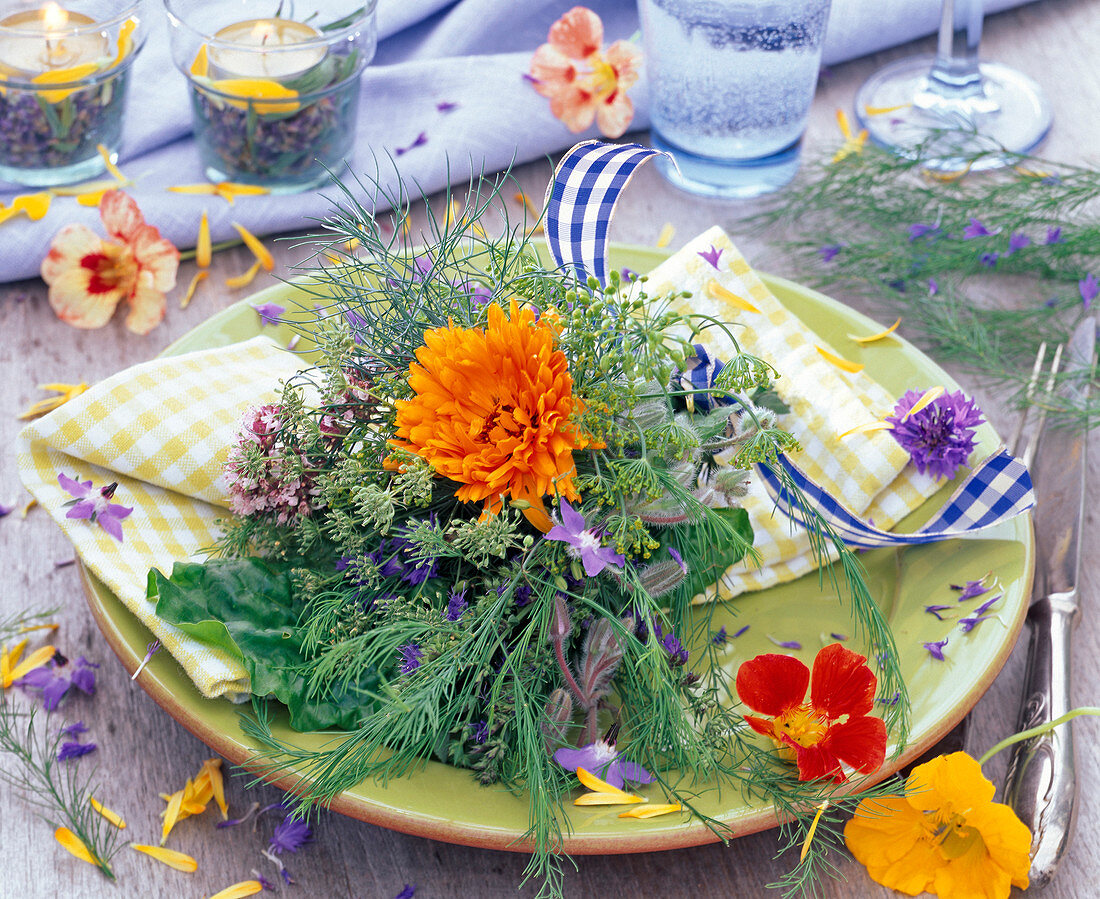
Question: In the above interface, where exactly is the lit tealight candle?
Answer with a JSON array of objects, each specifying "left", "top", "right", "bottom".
[
  {"left": 0, "top": 2, "right": 110, "bottom": 74},
  {"left": 208, "top": 18, "right": 325, "bottom": 81}
]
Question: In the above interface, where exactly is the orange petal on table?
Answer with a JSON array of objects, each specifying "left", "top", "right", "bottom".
[
  {"left": 197, "top": 758, "right": 228, "bottom": 818},
  {"left": 576, "top": 767, "right": 634, "bottom": 796},
  {"left": 618, "top": 802, "right": 683, "bottom": 819},
  {"left": 131, "top": 843, "right": 198, "bottom": 872},
  {"left": 226, "top": 260, "right": 262, "bottom": 289},
  {"left": 180, "top": 270, "right": 208, "bottom": 309},
  {"left": 51, "top": 178, "right": 126, "bottom": 197},
  {"left": 90, "top": 797, "right": 126, "bottom": 829},
  {"left": 799, "top": 800, "right": 830, "bottom": 862},
  {"left": 574, "top": 791, "right": 645, "bottom": 806},
  {"left": 14, "top": 192, "right": 52, "bottom": 220},
  {"left": 815, "top": 345, "right": 864, "bottom": 374},
  {"left": 900, "top": 386, "right": 946, "bottom": 422},
  {"left": 655, "top": 222, "right": 675, "bottom": 248},
  {"left": 18, "top": 622, "right": 59, "bottom": 633},
  {"left": 706, "top": 279, "right": 760, "bottom": 314},
  {"left": 216, "top": 182, "right": 270, "bottom": 204},
  {"left": 836, "top": 420, "right": 893, "bottom": 440},
  {"left": 76, "top": 189, "right": 112, "bottom": 207},
  {"left": 54, "top": 827, "right": 96, "bottom": 865},
  {"left": 161, "top": 789, "right": 184, "bottom": 845},
  {"left": 848, "top": 317, "right": 901, "bottom": 345},
  {"left": 96, "top": 144, "right": 127, "bottom": 183},
  {"left": 209, "top": 881, "right": 265, "bottom": 899},
  {"left": 208, "top": 78, "right": 299, "bottom": 114},
  {"left": 835, "top": 108, "right": 854, "bottom": 140},
  {"left": 168, "top": 183, "right": 218, "bottom": 196},
  {"left": 196, "top": 210, "right": 212, "bottom": 268},
  {"left": 232, "top": 222, "right": 274, "bottom": 270}
]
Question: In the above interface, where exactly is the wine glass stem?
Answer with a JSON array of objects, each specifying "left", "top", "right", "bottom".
[{"left": 928, "top": 0, "right": 984, "bottom": 99}]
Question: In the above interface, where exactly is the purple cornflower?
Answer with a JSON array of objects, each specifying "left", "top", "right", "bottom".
[
  {"left": 444, "top": 589, "right": 468, "bottom": 622},
  {"left": 252, "top": 302, "right": 285, "bottom": 326},
  {"left": 545, "top": 502, "right": 624, "bottom": 577},
  {"left": 818, "top": 243, "right": 842, "bottom": 262},
  {"left": 980, "top": 252, "right": 999, "bottom": 268},
  {"left": 398, "top": 643, "right": 423, "bottom": 674},
  {"left": 394, "top": 886, "right": 417, "bottom": 899},
  {"left": 553, "top": 735, "right": 654, "bottom": 789},
  {"left": 58, "top": 473, "right": 132, "bottom": 542},
  {"left": 924, "top": 638, "right": 949, "bottom": 661},
  {"left": 522, "top": 73, "right": 540, "bottom": 84},
  {"left": 0, "top": 501, "right": 13, "bottom": 517},
  {"left": 925, "top": 604, "right": 954, "bottom": 621},
  {"left": 395, "top": 132, "right": 428, "bottom": 156},
  {"left": 963, "top": 218, "right": 999, "bottom": 239},
  {"left": 830, "top": 632, "right": 849, "bottom": 641},
  {"left": 269, "top": 816, "right": 313, "bottom": 854},
  {"left": 1005, "top": 232, "right": 1031, "bottom": 255},
  {"left": 1079, "top": 274, "right": 1098, "bottom": 309},
  {"left": 58, "top": 740, "right": 96, "bottom": 761},
  {"left": 513, "top": 583, "right": 533, "bottom": 607},
  {"left": 18, "top": 656, "right": 98, "bottom": 710},
  {"left": 952, "top": 578, "right": 990, "bottom": 601},
  {"left": 1045, "top": 226, "right": 1065, "bottom": 245},
  {"left": 908, "top": 223, "right": 938, "bottom": 241},
  {"left": 698, "top": 244, "right": 723, "bottom": 269},
  {"left": 885, "top": 389, "right": 985, "bottom": 480},
  {"left": 767, "top": 634, "right": 802, "bottom": 650},
  {"left": 436, "top": 101, "right": 459, "bottom": 112}
]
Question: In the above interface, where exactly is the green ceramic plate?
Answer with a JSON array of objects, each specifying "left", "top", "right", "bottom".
[{"left": 80, "top": 244, "right": 1033, "bottom": 855}]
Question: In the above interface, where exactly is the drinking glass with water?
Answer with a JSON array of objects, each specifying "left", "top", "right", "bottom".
[{"left": 638, "top": 0, "right": 832, "bottom": 198}]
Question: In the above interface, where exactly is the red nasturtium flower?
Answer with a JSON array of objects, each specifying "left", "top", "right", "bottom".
[
  {"left": 41, "top": 190, "right": 179, "bottom": 335},
  {"left": 735, "top": 643, "right": 887, "bottom": 783}
]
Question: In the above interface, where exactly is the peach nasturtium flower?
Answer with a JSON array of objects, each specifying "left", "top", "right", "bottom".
[
  {"left": 41, "top": 190, "right": 179, "bottom": 335},
  {"left": 529, "top": 6, "right": 641, "bottom": 138}
]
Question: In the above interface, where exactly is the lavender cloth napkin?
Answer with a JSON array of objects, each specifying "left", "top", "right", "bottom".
[{"left": 0, "top": 0, "right": 1035, "bottom": 284}]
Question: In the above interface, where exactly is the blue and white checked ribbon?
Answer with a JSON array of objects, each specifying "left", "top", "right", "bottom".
[
  {"left": 543, "top": 140, "right": 669, "bottom": 286},
  {"left": 544, "top": 140, "right": 1036, "bottom": 549}
]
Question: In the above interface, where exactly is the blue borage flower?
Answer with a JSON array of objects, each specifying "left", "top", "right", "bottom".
[
  {"left": 545, "top": 501, "right": 624, "bottom": 577},
  {"left": 553, "top": 729, "right": 654, "bottom": 790}
]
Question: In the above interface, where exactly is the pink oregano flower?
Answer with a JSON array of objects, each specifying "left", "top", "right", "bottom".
[{"left": 41, "top": 190, "right": 179, "bottom": 335}]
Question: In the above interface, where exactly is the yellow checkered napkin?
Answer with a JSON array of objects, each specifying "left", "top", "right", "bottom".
[
  {"left": 643, "top": 226, "right": 941, "bottom": 600},
  {"left": 16, "top": 336, "right": 305, "bottom": 700}
]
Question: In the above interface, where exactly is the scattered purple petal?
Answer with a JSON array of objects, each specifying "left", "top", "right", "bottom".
[
  {"left": 0, "top": 501, "right": 13, "bottom": 517},
  {"left": 522, "top": 73, "right": 540, "bottom": 85},
  {"left": 131, "top": 639, "right": 160, "bottom": 681},
  {"left": 925, "top": 604, "right": 954, "bottom": 621},
  {"left": 818, "top": 243, "right": 842, "bottom": 262},
  {"left": 1005, "top": 232, "right": 1031, "bottom": 255},
  {"left": 923, "top": 638, "right": 948, "bottom": 661},
  {"left": 972, "top": 593, "right": 1002, "bottom": 617},
  {"left": 398, "top": 643, "right": 423, "bottom": 674},
  {"left": 963, "top": 218, "right": 999, "bottom": 239},
  {"left": 711, "top": 626, "right": 727, "bottom": 646},
  {"left": 270, "top": 817, "right": 313, "bottom": 854},
  {"left": 767, "top": 634, "right": 802, "bottom": 650},
  {"left": 394, "top": 886, "right": 416, "bottom": 899},
  {"left": 59, "top": 721, "right": 88, "bottom": 737},
  {"left": 876, "top": 691, "right": 901, "bottom": 707},
  {"left": 58, "top": 740, "right": 97, "bottom": 761},
  {"left": 698, "top": 244, "right": 723, "bottom": 269},
  {"left": 394, "top": 132, "right": 428, "bottom": 156},
  {"left": 251, "top": 872, "right": 276, "bottom": 891},
  {"left": 980, "top": 252, "right": 999, "bottom": 268},
  {"left": 252, "top": 302, "right": 285, "bottom": 326},
  {"left": 18, "top": 655, "right": 97, "bottom": 710},
  {"left": 952, "top": 578, "right": 991, "bottom": 601},
  {"left": 829, "top": 632, "right": 848, "bottom": 641},
  {"left": 1079, "top": 274, "right": 1098, "bottom": 309},
  {"left": 1045, "top": 226, "right": 1064, "bottom": 245},
  {"left": 908, "top": 223, "right": 938, "bottom": 241},
  {"left": 435, "top": 101, "right": 459, "bottom": 113},
  {"left": 1045, "top": 297, "right": 1059, "bottom": 308},
  {"left": 928, "top": 278, "right": 939, "bottom": 296},
  {"left": 732, "top": 625, "right": 750, "bottom": 638},
  {"left": 886, "top": 389, "right": 985, "bottom": 480},
  {"left": 620, "top": 267, "right": 636, "bottom": 281}
]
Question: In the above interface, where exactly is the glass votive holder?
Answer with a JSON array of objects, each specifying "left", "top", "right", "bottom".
[
  {"left": 165, "top": 0, "right": 377, "bottom": 194},
  {"left": 0, "top": 0, "right": 149, "bottom": 187}
]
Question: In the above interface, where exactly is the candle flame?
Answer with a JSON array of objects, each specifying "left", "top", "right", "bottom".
[
  {"left": 250, "top": 20, "right": 275, "bottom": 44},
  {"left": 42, "top": 2, "right": 68, "bottom": 31}
]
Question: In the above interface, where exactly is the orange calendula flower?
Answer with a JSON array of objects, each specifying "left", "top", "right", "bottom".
[
  {"left": 41, "top": 190, "right": 179, "bottom": 335},
  {"left": 529, "top": 6, "right": 640, "bottom": 138},
  {"left": 392, "top": 301, "right": 591, "bottom": 522},
  {"left": 845, "top": 752, "right": 1031, "bottom": 899}
]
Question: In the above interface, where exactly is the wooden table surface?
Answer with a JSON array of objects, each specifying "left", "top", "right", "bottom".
[{"left": 3, "top": 1, "right": 1098, "bottom": 896}]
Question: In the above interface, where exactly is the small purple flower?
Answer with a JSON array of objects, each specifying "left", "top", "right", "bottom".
[
  {"left": 18, "top": 656, "right": 98, "bottom": 710},
  {"left": 1045, "top": 297, "right": 1059, "bottom": 308},
  {"left": 698, "top": 244, "right": 723, "bottom": 269},
  {"left": 395, "top": 132, "right": 428, "bottom": 156},
  {"left": 394, "top": 886, "right": 416, "bottom": 899},
  {"left": 398, "top": 643, "right": 423, "bottom": 674},
  {"left": 545, "top": 502, "right": 624, "bottom": 577},
  {"left": 1079, "top": 274, "right": 1098, "bottom": 309},
  {"left": 270, "top": 816, "right": 313, "bottom": 854},
  {"left": 58, "top": 474, "right": 132, "bottom": 542},
  {"left": 58, "top": 740, "right": 97, "bottom": 761},
  {"left": 1005, "top": 232, "right": 1031, "bottom": 255},
  {"left": 952, "top": 578, "right": 990, "bottom": 601},
  {"left": 620, "top": 267, "right": 637, "bottom": 281},
  {"left": 461, "top": 281, "right": 493, "bottom": 307},
  {"left": 661, "top": 631, "right": 688, "bottom": 666},
  {"left": 980, "top": 252, "right": 999, "bottom": 268},
  {"left": 732, "top": 625, "right": 750, "bottom": 639},
  {"left": 963, "top": 218, "right": 999, "bottom": 239},
  {"left": 667, "top": 546, "right": 687, "bottom": 573},
  {"left": 767, "top": 634, "right": 802, "bottom": 650},
  {"left": 1045, "top": 226, "right": 1064, "bottom": 245},
  {"left": 829, "top": 632, "right": 849, "bottom": 641},
  {"left": 513, "top": 584, "right": 533, "bottom": 607},
  {"left": 885, "top": 389, "right": 985, "bottom": 480},
  {"left": 924, "top": 638, "right": 949, "bottom": 661},
  {"left": 712, "top": 626, "right": 727, "bottom": 646},
  {"left": 436, "top": 101, "right": 459, "bottom": 113},
  {"left": 469, "top": 720, "right": 489, "bottom": 744},
  {"left": 925, "top": 604, "right": 954, "bottom": 621},
  {"left": 908, "top": 223, "right": 938, "bottom": 241},
  {"left": 252, "top": 302, "right": 285, "bottom": 326},
  {"left": 928, "top": 278, "right": 939, "bottom": 296},
  {"left": 553, "top": 736, "right": 654, "bottom": 789},
  {"left": 818, "top": 244, "right": 842, "bottom": 262},
  {"left": 0, "top": 501, "right": 13, "bottom": 517},
  {"left": 444, "top": 589, "right": 468, "bottom": 622}
]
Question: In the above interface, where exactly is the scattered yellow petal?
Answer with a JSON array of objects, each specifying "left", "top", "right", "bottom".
[
  {"left": 209, "top": 881, "right": 264, "bottom": 899},
  {"left": 837, "top": 420, "right": 893, "bottom": 440},
  {"left": 576, "top": 767, "right": 632, "bottom": 795},
  {"left": 17, "top": 382, "right": 89, "bottom": 419},
  {"left": 180, "top": 270, "right": 208, "bottom": 309},
  {"left": 836, "top": 108, "right": 855, "bottom": 141},
  {"left": 655, "top": 222, "right": 675, "bottom": 248},
  {"left": 97, "top": 144, "right": 127, "bottom": 183},
  {"left": 0, "top": 192, "right": 53, "bottom": 224},
  {"left": 208, "top": 78, "right": 299, "bottom": 114},
  {"left": 706, "top": 279, "right": 760, "bottom": 314},
  {"left": 19, "top": 499, "right": 36, "bottom": 518},
  {"left": 1015, "top": 164, "right": 1053, "bottom": 179},
  {"left": 923, "top": 161, "right": 974, "bottom": 183},
  {"left": 513, "top": 191, "right": 544, "bottom": 234},
  {"left": 51, "top": 179, "right": 124, "bottom": 197},
  {"left": 863, "top": 103, "right": 911, "bottom": 116},
  {"left": 226, "top": 260, "right": 262, "bottom": 289},
  {"left": 131, "top": 843, "right": 198, "bottom": 872},
  {"left": 197, "top": 211, "right": 212, "bottom": 268},
  {"left": 112, "top": 18, "right": 138, "bottom": 68},
  {"left": 3, "top": 644, "right": 56, "bottom": 688},
  {"left": 815, "top": 345, "right": 864, "bottom": 374},
  {"left": 232, "top": 222, "right": 274, "bottom": 271},
  {"left": 216, "top": 182, "right": 270, "bottom": 204},
  {"left": 831, "top": 109, "right": 868, "bottom": 164},
  {"left": 75, "top": 190, "right": 111, "bottom": 207},
  {"left": 574, "top": 791, "right": 645, "bottom": 806},
  {"left": 161, "top": 789, "right": 184, "bottom": 845},
  {"left": 90, "top": 797, "right": 126, "bottom": 829},
  {"left": 901, "top": 386, "right": 946, "bottom": 421},
  {"left": 344, "top": 237, "right": 360, "bottom": 252},
  {"left": 848, "top": 317, "right": 901, "bottom": 345},
  {"left": 0, "top": 640, "right": 22, "bottom": 686},
  {"left": 32, "top": 62, "right": 100, "bottom": 102},
  {"left": 55, "top": 827, "right": 96, "bottom": 865},
  {"left": 800, "top": 800, "right": 830, "bottom": 863},
  {"left": 197, "top": 758, "right": 228, "bottom": 818},
  {"left": 18, "top": 623, "right": 59, "bottom": 633},
  {"left": 190, "top": 44, "right": 209, "bottom": 77},
  {"left": 168, "top": 183, "right": 218, "bottom": 197},
  {"left": 618, "top": 802, "right": 683, "bottom": 819}
]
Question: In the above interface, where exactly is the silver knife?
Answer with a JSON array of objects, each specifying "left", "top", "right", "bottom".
[{"left": 1005, "top": 315, "right": 1095, "bottom": 887}]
